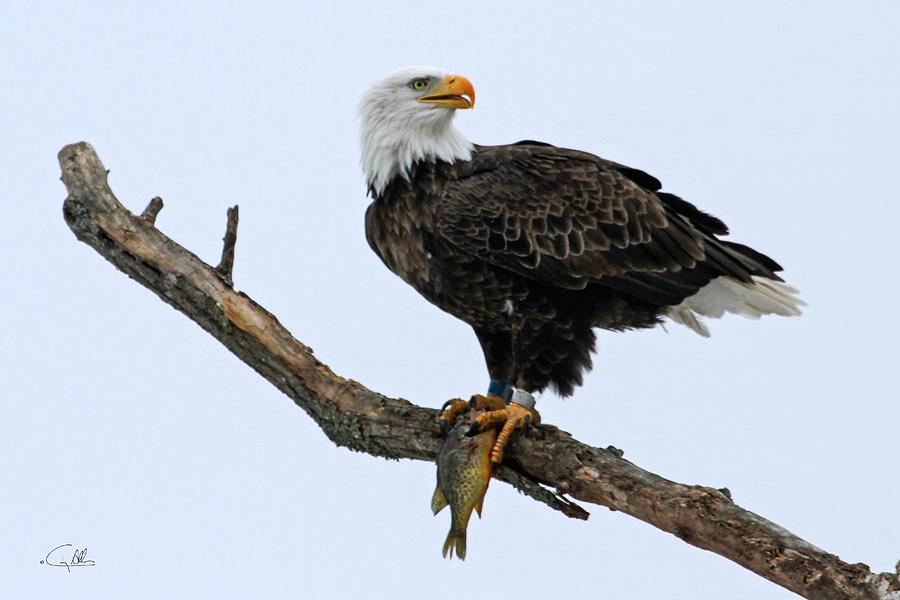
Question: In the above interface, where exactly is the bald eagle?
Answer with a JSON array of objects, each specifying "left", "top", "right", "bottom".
[{"left": 361, "top": 67, "right": 802, "bottom": 462}]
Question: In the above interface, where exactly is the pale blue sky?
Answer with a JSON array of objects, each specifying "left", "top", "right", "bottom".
[{"left": 3, "top": 2, "right": 899, "bottom": 599}]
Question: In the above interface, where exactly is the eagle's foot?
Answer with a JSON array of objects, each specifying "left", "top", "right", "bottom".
[
  {"left": 469, "top": 393, "right": 508, "bottom": 412},
  {"left": 438, "top": 394, "right": 508, "bottom": 432},
  {"left": 438, "top": 398, "right": 469, "bottom": 432},
  {"left": 468, "top": 401, "right": 540, "bottom": 464}
]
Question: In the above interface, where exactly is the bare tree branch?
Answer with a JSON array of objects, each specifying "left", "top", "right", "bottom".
[
  {"left": 59, "top": 141, "right": 899, "bottom": 600},
  {"left": 215, "top": 205, "right": 239, "bottom": 286},
  {"left": 140, "top": 195, "right": 164, "bottom": 224},
  {"left": 493, "top": 463, "right": 589, "bottom": 520}
]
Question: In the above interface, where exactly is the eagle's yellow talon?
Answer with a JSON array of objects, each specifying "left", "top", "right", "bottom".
[
  {"left": 469, "top": 402, "right": 539, "bottom": 464},
  {"left": 469, "top": 393, "right": 507, "bottom": 413},
  {"left": 438, "top": 398, "right": 469, "bottom": 430}
]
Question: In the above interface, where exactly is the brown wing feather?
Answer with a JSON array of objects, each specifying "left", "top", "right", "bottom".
[{"left": 436, "top": 144, "right": 708, "bottom": 291}]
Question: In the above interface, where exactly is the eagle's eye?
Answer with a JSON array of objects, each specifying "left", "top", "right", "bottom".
[{"left": 409, "top": 78, "right": 430, "bottom": 92}]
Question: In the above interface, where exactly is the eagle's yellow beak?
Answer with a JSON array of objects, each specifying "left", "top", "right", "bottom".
[{"left": 418, "top": 74, "right": 475, "bottom": 109}]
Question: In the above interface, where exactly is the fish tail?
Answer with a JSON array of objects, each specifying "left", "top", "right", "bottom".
[{"left": 442, "top": 527, "right": 467, "bottom": 560}]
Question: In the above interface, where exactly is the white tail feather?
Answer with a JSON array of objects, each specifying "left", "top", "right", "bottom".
[{"left": 666, "top": 276, "right": 804, "bottom": 336}]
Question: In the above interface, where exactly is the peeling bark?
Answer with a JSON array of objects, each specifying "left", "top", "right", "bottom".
[{"left": 59, "top": 142, "right": 899, "bottom": 600}]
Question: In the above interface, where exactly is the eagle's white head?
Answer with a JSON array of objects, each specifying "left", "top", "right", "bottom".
[{"left": 359, "top": 66, "right": 475, "bottom": 196}]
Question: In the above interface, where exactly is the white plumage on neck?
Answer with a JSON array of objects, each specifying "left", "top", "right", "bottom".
[{"left": 359, "top": 67, "right": 473, "bottom": 196}]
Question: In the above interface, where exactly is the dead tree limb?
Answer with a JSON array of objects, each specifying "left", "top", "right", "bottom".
[
  {"left": 59, "top": 142, "right": 899, "bottom": 600},
  {"left": 214, "top": 205, "right": 239, "bottom": 286}
]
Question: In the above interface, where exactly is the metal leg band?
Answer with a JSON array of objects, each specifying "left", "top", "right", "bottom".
[{"left": 509, "top": 389, "right": 535, "bottom": 410}]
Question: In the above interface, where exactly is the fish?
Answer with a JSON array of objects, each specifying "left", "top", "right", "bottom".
[{"left": 431, "top": 410, "right": 498, "bottom": 560}]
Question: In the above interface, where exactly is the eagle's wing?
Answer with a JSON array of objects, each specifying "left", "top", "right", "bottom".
[{"left": 436, "top": 143, "right": 781, "bottom": 305}]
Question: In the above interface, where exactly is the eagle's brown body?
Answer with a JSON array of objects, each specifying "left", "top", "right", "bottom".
[{"left": 365, "top": 142, "right": 786, "bottom": 396}]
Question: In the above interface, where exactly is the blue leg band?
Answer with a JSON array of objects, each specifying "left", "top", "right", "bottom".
[{"left": 487, "top": 380, "right": 513, "bottom": 402}]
